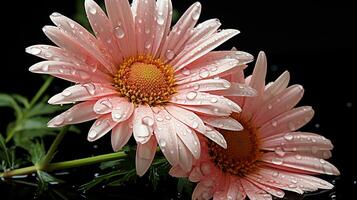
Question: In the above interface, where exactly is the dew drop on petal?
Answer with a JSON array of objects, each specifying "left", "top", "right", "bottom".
[
  {"left": 210, "top": 97, "right": 218, "bottom": 103},
  {"left": 272, "top": 157, "right": 283, "bottom": 165},
  {"left": 186, "top": 91, "right": 197, "bottom": 100},
  {"left": 82, "top": 83, "right": 96, "bottom": 95},
  {"left": 89, "top": 7, "right": 97, "bottom": 15},
  {"left": 88, "top": 130, "right": 97, "bottom": 139},
  {"left": 156, "top": 117, "right": 164, "bottom": 122},
  {"left": 192, "top": 121, "right": 199, "bottom": 129},
  {"left": 28, "top": 47, "right": 42, "bottom": 55},
  {"left": 114, "top": 26, "right": 125, "bottom": 38},
  {"left": 62, "top": 90, "right": 72, "bottom": 97},
  {"left": 268, "top": 104, "right": 273, "bottom": 109},
  {"left": 284, "top": 133, "right": 293, "bottom": 141},
  {"left": 295, "top": 154, "right": 302, "bottom": 160},
  {"left": 159, "top": 139, "right": 166, "bottom": 147},
  {"left": 142, "top": 116, "right": 154, "bottom": 126},
  {"left": 272, "top": 171, "right": 279, "bottom": 177},
  {"left": 199, "top": 68, "right": 210, "bottom": 78},
  {"left": 272, "top": 120, "right": 278, "bottom": 127},
  {"left": 144, "top": 41, "right": 152, "bottom": 49},
  {"left": 181, "top": 68, "right": 191, "bottom": 76},
  {"left": 223, "top": 81, "right": 231, "bottom": 88},
  {"left": 157, "top": 15, "right": 164, "bottom": 25},
  {"left": 166, "top": 50, "right": 175, "bottom": 60}
]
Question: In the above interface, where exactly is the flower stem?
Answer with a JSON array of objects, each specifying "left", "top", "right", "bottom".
[
  {"left": 38, "top": 126, "right": 69, "bottom": 170},
  {"left": 0, "top": 151, "right": 127, "bottom": 178},
  {"left": 29, "top": 76, "right": 54, "bottom": 109}
]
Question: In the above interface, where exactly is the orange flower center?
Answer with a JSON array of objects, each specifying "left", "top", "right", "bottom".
[
  {"left": 208, "top": 113, "right": 261, "bottom": 177},
  {"left": 114, "top": 55, "right": 176, "bottom": 106}
]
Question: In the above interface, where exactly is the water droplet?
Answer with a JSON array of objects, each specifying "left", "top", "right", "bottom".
[
  {"left": 272, "top": 171, "right": 279, "bottom": 177},
  {"left": 186, "top": 91, "right": 197, "bottom": 100},
  {"left": 144, "top": 41, "right": 152, "bottom": 49},
  {"left": 288, "top": 184, "right": 297, "bottom": 188},
  {"left": 79, "top": 71, "right": 90, "bottom": 80},
  {"left": 82, "top": 83, "right": 96, "bottom": 95},
  {"left": 62, "top": 90, "right": 72, "bottom": 97},
  {"left": 272, "top": 120, "right": 278, "bottom": 127},
  {"left": 291, "top": 179, "right": 298, "bottom": 184},
  {"left": 268, "top": 104, "right": 273, "bottom": 109},
  {"left": 223, "top": 81, "right": 231, "bottom": 88},
  {"left": 199, "top": 68, "right": 210, "bottom": 78},
  {"left": 28, "top": 47, "right": 42, "bottom": 55},
  {"left": 89, "top": 7, "right": 97, "bottom": 15},
  {"left": 114, "top": 26, "right": 125, "bottom": 38},
  {"left": 142, "top": 116, "right": 154, "bottom": 126},
  {"left": 51, "top": 12, "right": 61, "bottom": 17},
  {"left": 159, "top": 139, "right": 166, "bottom": 147},
  {"left": 191, "top": 9, "right": 200, "bottom": 20},
  {"left": 275, "top": 147, "right": 286, "bottom": 156},
  {"left": 272, "top": 157, "right": 283, "bottom": 165},
  {"left": 53, "top": 117, "right": 64, "bottom": 126},
  {"left": 295, "top": 154, "right": 302, "bottom": 160},
  {"left": 284, "top": 133, "right": 293, "bottom": 141},
  {"left": 165, "top": 115, "right": 171, "bottom": 120},
  {"left": 114, "top": 113, "right": 122, "bottom": 120},
  {"left": 100, "top": 99, "right": 113, "bottom": 109},
  {"left": 157, "top": 15, "right": 165, "bottom": 25},
  {"left": 210, "top": 97, "right": 218, "bottom": 103},
  {"left": 181, "top": 69, "right": 191, "bottom": 76},
  {"left": 192, "top": 83, "right": 200, "bottom": 91},
  {"left": 192, "top": 121, "right": 199, "bottom": 128},
  {"left": 156, "top": 117, "right": 163, "bottom": 122},
  {"left": 88, "top": 130, "right": 97, "bottom": 139},
  {"left": 166, "top": 50, "right": 175, "bottom": 60},
  {"left": 319, "top": 159, "right": 326, "bottom": 164}
]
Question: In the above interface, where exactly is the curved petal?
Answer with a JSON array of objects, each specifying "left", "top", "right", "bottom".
[
  {"left": 169, "top": 165, "right": 187, "bottom": 178},
  {"left": 136, "top": 136, "right": 157, "bottom": 176},
  {"left": 240, "top": 178, "right": 272, "bottom": 200},
  {"left": 111, "top": 100, "right": 134, "bottom": 122},
  {"left": 258, "top": 106, "right": 315, "bottom": 139},
  {"left": 173, "top": 117, "right": 200, "bottom": 159},
  {"left": 186, "top": 18, "right": 221, "bottom": 45},
  {"left": 177, "top": 104, "right": 232, "bottom": 117},
  {"left": 26, "top": 45, "right": 77, "bottom": 63},
  {"left": 48, "top": 83, "right": 117, "bottom": 105},
  {"left": 93, "top": 96, "right": 126, "bottom": 114},
  {"left": 202, "top": 126, "right": 227, "bottom": 149},
  {"left": 111, "top": 117, "right": 133, "bottom": 151},
  {"left": 177, "top": 138, "right": 193, "bottom": 172},
  {"left": 200, "top": 115, "right": 243, "bottom": 131},
  {"left": 87, "top": 114, "right": 117, "bottom": 141},
  {"left": 245, "top": 176, "right": 285, "bottom": 198},
  {"left": 192, "top": 181, "right": 213, "bottom": 200},
  {"left": 47, "top": 101, "right": 98, "bottom": 127},
  {"left": 177, "top": 79, "right": 232, "bottom": 93},
  {"left": 133, "top": 105, "right": 154, "bottom": 144},
  {"left": 263, "top": 71, "right": 290, "bottom": 102},
  {"left": 209, "top": 82, "right": 257, "bottom": 97}
]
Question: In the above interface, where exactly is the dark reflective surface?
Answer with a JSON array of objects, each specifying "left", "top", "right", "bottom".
[{"left": 1, "top": 0, "right": 356, "bottom": 199}]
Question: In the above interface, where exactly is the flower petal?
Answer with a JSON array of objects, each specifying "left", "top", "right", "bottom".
[
  {"left": 200, "top": 115, "right": 243, "bottom": 131},
  {"left": 47, "top": 101, "right": 98, "bottom": 127},
  {"left": 186, "top": 18, "right": 221, "bottom": 45},
  {"left": 87, "top": 114, "right": 117, "bottom": 141},
  {"left": 240, "top": 178, "right": 272, "bottom": 200},
  {"left": 258, "top": 106, "right": 315, "bottom": 139},
  {"left": 111, "top": 100, "right": 134, "bottom": 122},
  {"left": 173, "top": 117, "right": 200, "bottom": 159},
  {"left": 48, "top": 83, "right": 117, "bottom": 105},
  {"left": 136, "top": 136, "right": 157, "bottom": 176},
  {"left": 202, "top": 126, "right": 227, "bottom": 149},
  {"left": 254, "top": 85, "right": 304, "bottom": 126},
  {"left": 111, "top": 118, "right": 133, "bottom": 151},
  {"left": 133, "top": 105, "right": 154, "bottom": 144},
  {"left": 93, "top": 96, "right": 125, "bottom": 114},
  {"left": 209, "top": 82, "right": 257, "bottom": 97},
  {"left": 177, "top": 79, "right": 232, "bottom": 93},
  {"left": 152, "top": 107, "right": 179, "bottom": 165},
  {"left": 177, "top": 138, "right": 193, "bottom": 172},
  {"left": 261, "top": 152, "right": 340, "bottom": 175},
  {"left": 263, "top": 71, "right": 290, "bottom": 102},
  {"left": 25, "top": 45, "right": 75, "bottom": 63}
]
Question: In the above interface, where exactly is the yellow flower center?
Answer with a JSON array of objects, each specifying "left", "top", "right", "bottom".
[
  {"left": 208, "top": 112, "right": 261, "bottom": 177},
  {"left": 114, "top": 55, "right": 176, "bottom": 106}
]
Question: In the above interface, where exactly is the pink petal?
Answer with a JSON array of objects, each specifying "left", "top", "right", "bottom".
[
  {"left": 261, "top": 152, "right": 340, "bottom": 175},
  {"left": 245, "top": 177, "right": 285, "bottom": 198},
  {"left": 235, "top": 179, "right": 247, "bottom": 200},
  {"left": 133, "top": 105, "right": 154, "bottom": 144},
  {"left": 152, "top": 107, "right": 179, "bottom": 165},
  {"left": 26, "top": 45, "right": 76, "bottom": 63},
  {"left": 151, "top": 0, "right": 172, "bottom": 56},
  {"left": 200, "top": 115, "right": 243, "bottom": 131},
  {"left": 293, "top": 174, "right": 334, "bottom": 190},
  {"left": 136, "top": 136, "right": 157, "bottom": 176},
  {"left": 105, "top": 0, "right": 136, "bottom": 57},
  {"left": 93, "top": 96, "right": 125, "bottom": 114},
  {"left": 47, "top": 101, "right": 98, "bottom": 127},
  {"left": 173, "top": 117, "right": 200, "bottom": 159},
  {"left": 261, "top": 132, "right": 333, "bottom": 152},
  {"left": 226, "top": 176, "right": 240, "bottom": 200},
  {"left": 177, "top": 138, "right": 193, "bottom": 172},
  {"left": 134, "top": 0, "right": 156, "bottom": 54},
  {"left": 209, "top": 82, "right": 257, "bottom": 97},
  {"left": 169, "top": 165, "right": 187, "bottom": 178},
  {"left": 177, "top": 104, "right": 232, "bottom": 117},
  {"left": 240, "top": 178, "right": 272, "bottom": 200},
  {"left": 242, "top": 51, "right": 267, "bottom": 116},
  {"left": 254, "top": 85, "right": 304, "bottom": 126},
  {"left": 87, "top": 114, "right": 117, "bottom": 141},
  {"left": 85, "top": 0, "right": 123, "bottom": 64},
  {"left": 192, "top": 181, "right": 213, "bottom": 200},
  {"left": 177, "top": 79, "right": 232, "bottom": 93},
  {"left": 172, "top": 29, "right": 240, "bottom": 71},
  {"left": 202, "top": 126, "right": 227, "bottom": 149},
  {"left": 111, "top": 100, "right": 134, "bottom": 122},
  {"left": 165, "top": 105, "right": 206, "bottom": 134},
  {"left": 48, "top": 83, "right": 117, "bottom": 105},
  {"left": 258, "top": 106, "right": 315, "bottom": 139},
  {"left": 160, "top": 2, "right": 201, "bottom": 62},
  {"left": 111, "top": 118, "right": 133, "bottom": 151},
  {"left": 185, "top": 18, "right": 221, "bottom": 46},
  {"left": 298, "top": 150, "right": 332, "bottom": 159},
  {"left": 263, "top": 71, "right": 290, "bottom": 102},
  {"left": 29, "top": 61, "right": 112, "bottom": 83},
  {"left": 170, "top": 92, "right": 241, "bottom": 112},
  {"left": 189, "top": 166, "right": 203, "bottom": 182}
]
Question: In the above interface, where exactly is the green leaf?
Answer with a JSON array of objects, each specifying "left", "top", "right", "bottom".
[
  {"left": 177, "top": 178, "right": 193, "bottom": 195},
  {"left": 0, "top": 93, "right": 22, "bottom": 117},
  {"left": 0, "top": 134, "right": 16, "bottom": 171},
  {"left": 37, "top": 171, "right": 63, "bottom": 193},
  {"left": 29, "top": 140, "right": 46, "bottom": 165},
  {"left": 12, "top": 94, "right": 30, "bottom": 109},
  {"left": 27, "top": 103, "right": 67, "bottom": 118}
]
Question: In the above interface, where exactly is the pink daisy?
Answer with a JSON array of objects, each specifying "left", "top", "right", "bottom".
[
  {"left": 26, "top": 0, "right": 255, "bottom": 176},
  {"left": 170, "top": 52, "right": 340, "bottom": 200}
]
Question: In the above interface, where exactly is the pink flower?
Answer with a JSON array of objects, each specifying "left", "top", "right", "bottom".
[
  {"left": 170, "top": 52, "right": 340, "bottom": 200},
  {"left": 26, "top": 0, "right": 255, "bottom": 176}
]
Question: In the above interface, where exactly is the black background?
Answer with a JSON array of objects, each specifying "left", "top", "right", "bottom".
[{"left": 1, "top": 0, "right": 356, "bottom": 199}]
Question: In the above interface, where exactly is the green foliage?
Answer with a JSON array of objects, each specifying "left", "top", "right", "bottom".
[
  {"left": 177, "top": 178, "right": 194, "bottom": 196},
  {"left": 0, "top": 134, "right": 16, "bottom": 171}
]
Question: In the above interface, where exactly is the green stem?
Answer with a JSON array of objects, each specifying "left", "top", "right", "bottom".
[
  {"left": 5, "top": 77, "right": 54, "bottom": 143},
  {"left": 29, "top": 76, "right": 54, "bottom": 109},
  {"left": 0, "top": 151, "right": 127, "bottom": 178},
  {"left": 38, "top": 126, "right": 69, "bottom": 170}
]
